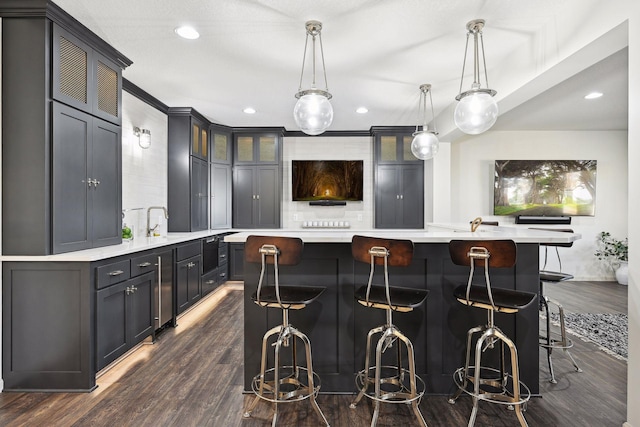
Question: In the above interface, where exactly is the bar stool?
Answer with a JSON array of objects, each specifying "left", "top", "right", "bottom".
[
  {"left": 447, "top": 240, "right": 536, "bottom": 427},
  {"left": 535, "top": 228, "right": 582, "bottom": 383},
  {"left": 242, "top": 235, "right": 330, "bottom": 427},
  {"left": 349, "top": 235, "right": 429, "bottom": 427}
]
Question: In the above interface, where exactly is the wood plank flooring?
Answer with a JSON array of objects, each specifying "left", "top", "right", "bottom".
[{"left": 0, "top": 280, "right": 628, "bottom": 426}]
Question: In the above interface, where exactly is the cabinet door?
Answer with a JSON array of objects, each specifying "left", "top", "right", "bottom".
[
  {"left": 52, "top": 102, "right": 91, "bottom": 253},
  {"left": 190, "top": 157, "right": 208, "bottom": 231},
  {"left": 53, "top": 25, "right": 93, "bottom": 115},
  {"left": 233, "top": 134, "right": 279, "bottom": 165},
  {"left": 375, "top": 166, "right": 401, "bottom": 228},
  {"left": 399, "top": 165, "right": 424, "bottom": 228},
  {"left": 210, "top": 130, "right": 231, "bottom": 165},
  {"left": 155, "top": 250, "right": 175, "bottom": 329},
  {"left": 96, "top": 281, "right": 128, "bottom": 370},
  {"left": 127, "top": 272, "right": 155, "bottom": 344},
  {"left": 91, "top": 119, "right": 122, "bottom": 246},
  {"left": 233, "top": 166, "right": 256, "bottom": 228},
  {"left": 175, "top": 255, "right": 201, "bottom": 314},
  {"left": 211, "top": 164, "right": 231, "bottom": 228},
  {"left": 92, "top": 51, "right": 122, "bottom": 124},
  {"left": 256, "top": 166, "right": 280, "bottom": 228},
  {"left": 191, "top": 119, "right": 208, "bottom": 160}
]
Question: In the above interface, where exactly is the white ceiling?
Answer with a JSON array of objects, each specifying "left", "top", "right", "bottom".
[{"left": 52, "top": 0, "right": 628, "bottom": 140}]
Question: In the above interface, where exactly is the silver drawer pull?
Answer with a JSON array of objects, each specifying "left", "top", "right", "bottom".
[
  {"left": 108, "top": 270, "right": 124, "bottom": 276},
  {"left": 219, "top": 254, "right": 227, "bottom": 259},
  {"left": 137, "top": 262, "right": 152, "bottom": 267},
  {"left": 206, "top": 237, "right": 218, "bottom": 243},
  {"left": 205, "top": 280, "right": 215, "bottom": 285}
]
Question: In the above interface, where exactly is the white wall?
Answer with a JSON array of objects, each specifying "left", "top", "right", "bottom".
[
  {"left": 450, "top": 130, "right": 628, "bottom": 281},
  {"left": 120, "top": 92, "right": 169, "bottom": 238},
  {"left": 281, "top": 136, "right": 374, "bottom": 229}
]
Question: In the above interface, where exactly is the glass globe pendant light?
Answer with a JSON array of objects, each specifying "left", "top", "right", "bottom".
[
  {"left": 294, "top": 21, "right": 333, "bottom": 135},
  {"left": 411, "top": 84, "right": 439, "bottom": 160},
  {"left": 454, "top": 19, "right": 498, "bottom": 135}
]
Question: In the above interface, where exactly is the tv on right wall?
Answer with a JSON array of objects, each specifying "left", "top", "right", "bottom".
[{"left": 494, "top": 160, "right": 597, "bottom": 217}]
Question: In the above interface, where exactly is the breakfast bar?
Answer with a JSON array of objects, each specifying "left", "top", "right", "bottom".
[{"left": 226, "top": 224, "right": 580, "bottom": 396}]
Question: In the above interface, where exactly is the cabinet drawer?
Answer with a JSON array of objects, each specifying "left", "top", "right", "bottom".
[
  {"left": 131, "top": 253, "right": 157, "bottom": 277},
  {"left": 96, "top": 260, "right": 131, "bottom": 289},
  {"left": 218, "top": 243, "right": 228, "bottom": 265},
  {"left": 176, "top": 241, "right": 201, "bottom": 262}
]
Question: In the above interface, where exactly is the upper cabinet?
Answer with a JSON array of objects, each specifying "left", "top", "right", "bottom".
[
  {"left": 233, "top": 133, "right": 280, "bottom": 165},
  {"left": 375, "top": 132, "right": 422, "bottom": 164},
  {"left": 191, "top": 118, "right": 208, "bottom": 160},
  {"left": 53, "top": 25, "right": 123, "bottom": 125},
  {"left": 0, "top": 4, "right": 131, "bottom": 255}
]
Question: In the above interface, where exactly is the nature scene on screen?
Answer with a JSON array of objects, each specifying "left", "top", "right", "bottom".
[
  {"left": 292, "top": 160, "right": 363, "bottom": 201},
  {"left": 494, "top": 160, "right": 597, "bottom": 216}
]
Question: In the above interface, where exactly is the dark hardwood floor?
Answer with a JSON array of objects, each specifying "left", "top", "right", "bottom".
[{"left": 0, "top": 280, "right": 627, "bottom": 426}]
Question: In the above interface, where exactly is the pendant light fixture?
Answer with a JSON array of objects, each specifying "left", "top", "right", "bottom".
[
  {"left": 411, "top": 84, "right": 439, "bottom": 160},
  {"left": 293, "top": 20, "right": 333, "bottom": 135},
  {"left": 454, "top": 19, "right": 498, "bottom": 135}
]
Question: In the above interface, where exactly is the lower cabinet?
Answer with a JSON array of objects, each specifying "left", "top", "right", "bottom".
[
  {"left": 96, "top": 271, "right": 154, "bottom": 371},
  {"left": 176, "top": 241, "right": 202, "bottom": 315}
]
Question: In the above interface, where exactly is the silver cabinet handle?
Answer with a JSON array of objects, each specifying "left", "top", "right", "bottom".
[
  {"left": 186, "top": 262, "right": 196, "bottom": 268},
  {"left": 109, "top": 270, "right": 124, "bottom": 276},
  {"left": 137, "top": 262, "right": 152, "bottom": 267},
  {"left": 206, "top": 237, "right": 217, "bottom": 243},
  {"left": 205, "top": 280, "right": 215, "bottom": 285},
  {"left": 219, "top": 254, "right": 227, "bottom": 259},
  {"left": 400, "top": 194, "right": 403, "bottom": 199},
  {"left": 256, "top": 194, "right": 260, "bottom": 200},
  {"left": 126, "top": 285, "right": 137, "bottom": 295}
]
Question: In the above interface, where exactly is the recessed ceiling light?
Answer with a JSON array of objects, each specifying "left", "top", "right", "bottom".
[
  {"left": 243, "top": 107, "right": 256, "bottom": 114},
  {"left": 356, "top": 107, "right": 368, "bottom": 114},
  {"left": 584, "top": 92, "right": 603, "bottom": 100},
  {"left": 174, "top": 26, "right": 200, "bottom": 40}
]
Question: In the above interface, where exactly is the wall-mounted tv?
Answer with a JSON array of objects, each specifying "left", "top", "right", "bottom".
[
  {"left": 494, "top": 160, "right": 597, "bottom": 216},
  {"left": 292, "top": 160, "right": 363, "bottom": 202}
]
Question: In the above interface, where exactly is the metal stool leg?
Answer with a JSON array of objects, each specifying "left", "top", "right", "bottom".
[
  {"left": 293, "top": 328, "right": 330, "bottom": 426},
  {"left": 555, "top": 301, "right": 583, "bottom": 373},
  {"left": 244, "top": 324, "right": 283, "bottom": 418},
  {"left": 350, "top": 325, "right": 386, "bottom": 408},
  {"left": 396, "top": 330, "right": 427, "bottom": 427},
  {"left": 449, "top": 325, "right": 483, "bottom": 404},
  {"left": 493, "top": 328, "right": 529, "bottom": 427}
]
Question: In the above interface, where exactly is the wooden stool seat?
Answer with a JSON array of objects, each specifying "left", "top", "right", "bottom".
[
  {"left": 453, "top": 284, "right": 536, "bottom": 313},
  {"left": 355, "top": 284, "right": 428, "bottom": 312},
  {"left": 252, "top": 285, "right": 325, "bottom": 309}
]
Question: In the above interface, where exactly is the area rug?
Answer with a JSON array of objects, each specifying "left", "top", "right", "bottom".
[{"left": 549, "top": 312, "right": 628, "bottom": 360}]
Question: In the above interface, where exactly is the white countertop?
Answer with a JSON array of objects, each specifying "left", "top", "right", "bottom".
[
  {"left": 224, "top": 223, "right": 581, "bottom": 244},
  {"left": 1, "top": 224, "right": 580, "bottom": 262},
  {"left": 0, "top": 229, "right": 233, "bottom": 262}
]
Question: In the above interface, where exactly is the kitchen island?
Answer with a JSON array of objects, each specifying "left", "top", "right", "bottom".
[{"left": 226, "top": 224, "right": 580, "bottom": 395}]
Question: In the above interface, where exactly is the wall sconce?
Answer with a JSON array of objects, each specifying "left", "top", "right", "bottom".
[{"left": 133, "top": 127, "right": 151, "bottom": 149}]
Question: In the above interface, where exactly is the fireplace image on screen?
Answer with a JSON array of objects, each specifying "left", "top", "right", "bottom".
[
  {"left": 494, "top": 160, "right": 597, "bottom": 217},
  {"left": 292, "top": 160, "right": 364, "bottom": 201}
]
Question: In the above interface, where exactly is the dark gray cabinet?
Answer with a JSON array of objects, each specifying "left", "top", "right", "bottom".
[
  {"left": 168, "top": 108, "right": 210, "bottom": 232},
  {"left": 373, "top": 129, "right": 424, "bottom": 229},
  {"left": 52, "top": 102, "right": 122, "bottom": 253},
  {"left": 233, "top": 166, "right": 280, "bottom": 228},
  {"left": 210, "top": 126, "right": 232, "bottom": 229},
  {"left": 154, "top": 250, "right": 175, "bottom": 330},
  {"left": 375, "top": 165, "right": 424, "bottom": 228},
  {"left": 232, "top": 130, "right": 282, "bottom": 228},
  {"left": 0, "top": 9, "right": 130, "bottom": 255},
  {"left": 96, "top": 271, "right": 154, "bottom": 371},
  {"left": 191, "top": 157, "right": 209, "bottom": 231},
  {"left": 52, "top": 24, "right": 122, "bottom": 125},
  {"left": 175, "top": 242, "right": 202, "bottom": 314}
]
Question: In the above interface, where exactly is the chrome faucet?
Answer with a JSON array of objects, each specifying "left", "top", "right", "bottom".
[{"left": 147, "top": 206, "right": 169, "bottom": 237}]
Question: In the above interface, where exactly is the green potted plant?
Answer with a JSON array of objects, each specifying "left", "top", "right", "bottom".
[{"left": 594, "top": 231, "right": 628, "bottom": 285}]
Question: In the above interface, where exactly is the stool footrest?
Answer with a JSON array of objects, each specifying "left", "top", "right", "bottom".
[
  {"left": 452, "top": 366, "right": 531, "bottom": 407},
  {"left": 354, "top": 365, "right": 425, "bottom": 404},
  {"left": 250, "top": 366, "right": 320, "bottom": 404},
  {"left": 539, "top": 334, "right": 574, "bottom": 350}
]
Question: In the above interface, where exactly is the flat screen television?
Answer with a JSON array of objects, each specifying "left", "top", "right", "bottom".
[
  {"left": 494, "top": 160, "right": 597, "bottom": 216},
  {"left": 292, "top": 160, "right": 363, "bottom": 201}
]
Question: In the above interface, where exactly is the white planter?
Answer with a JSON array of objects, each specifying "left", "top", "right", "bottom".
[{"left": 615, "top": 261, "right": 629, "bottom": 285}]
